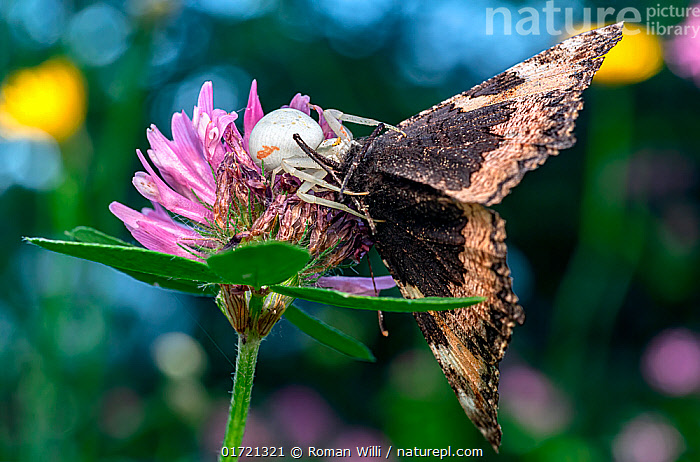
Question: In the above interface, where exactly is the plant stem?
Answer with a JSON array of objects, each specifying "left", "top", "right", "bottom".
[{"left": 220, "top": 332, "right": 261, "bottom": 461}]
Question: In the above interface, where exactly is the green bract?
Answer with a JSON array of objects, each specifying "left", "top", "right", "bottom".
[{"left": 207, "top": 241, "right": 310, "bottom": 288}]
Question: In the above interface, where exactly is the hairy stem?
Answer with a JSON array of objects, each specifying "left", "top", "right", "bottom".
[{"left": 220, "top": 333, "right": 261, "bottom": 461}]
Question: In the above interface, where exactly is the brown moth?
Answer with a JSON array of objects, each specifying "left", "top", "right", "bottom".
[{"left": 338, "top": 23, "right": 624, "bottom": 451}]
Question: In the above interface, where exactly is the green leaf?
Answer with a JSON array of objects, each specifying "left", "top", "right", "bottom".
[
  {"left": 269, "top": 285, "right": 485, "bottom": 312},
  {"left": 207, "top": 241, "right": 310, "bottom": 288},
  {"left": 66, "top": 226, "right": 134, "bottom": 246},
  {"left": 33, "top": 231, "right": 217, "bottom": 296},
  {"left": 25, "top": 237, "right": 226, "bottom": 284},
  {"left": 284, "top": 305, "right": 375, "bottom": 362}
]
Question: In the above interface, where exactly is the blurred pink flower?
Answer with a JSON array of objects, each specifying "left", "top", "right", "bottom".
[
  {"left": 201, "top": 400, "right": 228, "bottom": 454},
  {"left": 612, "top": 413, "right": 685, "bottom": 462},
  {"left": 329, "top": 427, "right": 394, "bottom": 462},
  {"left": 239, "top": 410, "right": 275, "bottom": 448},
  {"left": 231, "top": 387, "right": 395, "bottom": 461},
  {"left": 317, "top": 275, "right": 396, "bottom": 296},
  {"left": 99, "top": 387, "right": 144, "bottom": 439},
  {"left": 666, "top": 9, "right": 700, "bottom": 86},
  {"left": 499, "top": 363, "right": 572, "bottom": 437},
  {"left": 202, "top": 402, "right": 273, "bottom": 456},
  {"left": 267, "top": 385, "right": 339, "bottom": 446},
  {"left": 641, "top": 328, "right": 700, "bottom": 396}
]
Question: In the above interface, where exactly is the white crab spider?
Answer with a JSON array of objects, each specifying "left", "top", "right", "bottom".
[{"left": 248, "top": 107, "right": 399, "bottom": 219}]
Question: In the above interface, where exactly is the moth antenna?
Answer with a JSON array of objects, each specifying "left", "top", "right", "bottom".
[
  {"left": 292, "top": 133, "right": 341, "bottom": 175},
  {"left": 339, "top": 123, "right": 385, "bottom": 201}
]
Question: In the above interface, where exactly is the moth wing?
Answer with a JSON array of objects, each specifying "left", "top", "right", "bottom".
[
  {"left": 366, "top": 177, "right": 524, "bottom": 451},
  {"left": 370, "top": 22, "right": 623, "bottom": 206}
]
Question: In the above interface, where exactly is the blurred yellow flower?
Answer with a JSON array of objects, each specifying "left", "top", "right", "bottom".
[
  {"left": 570, "top": 23, "right": 663, "bottom": 85},
  {"left": 0, "top": 58, "right": 87, "bottom": 142}
]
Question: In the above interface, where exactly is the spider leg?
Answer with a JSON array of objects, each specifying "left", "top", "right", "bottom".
[
  {"left": 322, "top": 109, "right": 353, "bottom": 144},
  {"left": 280, "top": 159, "right": 367, "bottom": 196},
  {"left": 324, "top": 109, "right": 405, "bottom": 137},
  {"left": 296, "top": 177, "right": 370, "bottom": 220},
  {"left": 270, "top": 165, "right": 284, "bottom": 190}
]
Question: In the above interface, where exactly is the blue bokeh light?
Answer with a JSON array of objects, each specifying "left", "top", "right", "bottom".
[
  {"left": 66, "top": 3, "right": 132, "bottom": 67},
  {"left": 4, "top": 0, "right": 67, "bottom": 48}
]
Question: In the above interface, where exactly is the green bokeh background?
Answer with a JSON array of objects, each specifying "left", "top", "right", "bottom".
[{"left": 1, "top": 1, "right": 699, "bottom": 461}]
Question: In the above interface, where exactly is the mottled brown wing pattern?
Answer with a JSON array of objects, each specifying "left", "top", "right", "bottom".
[
  {"left": 370, "top": 23, "right": 623, "bottom": 206},
  {"left": 407, "top": 203, "right": 523, "bottom": 452},
  {"left": 360, "top": 176, "right": 523, "bottom": 451}
]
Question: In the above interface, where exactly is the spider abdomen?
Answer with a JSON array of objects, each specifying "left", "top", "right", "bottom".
[{"left": 248, "top": 108, "right": 324, "bottom": 170}]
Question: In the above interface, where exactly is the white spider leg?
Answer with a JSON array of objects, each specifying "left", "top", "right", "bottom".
[
  {"left": 296, "top": 169, "right": 330, "bottom": 194},
  {"left": 270, "top": 165, "right": 284, "bottom": 189},
  {"left": 323, "top": 109, "right": 354, "bottom": 144},
  {"left": 296, "top": 178, "right": 369, "bottom": 220},
  {"left": 280, "top": 158, "right": 368, "bottom": 196},
  {"left": 324, "top": 108, "right": 405, "bottom": 137},
  {"left": 280, "top": 158, "right": 341, "bottom": 193}
]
